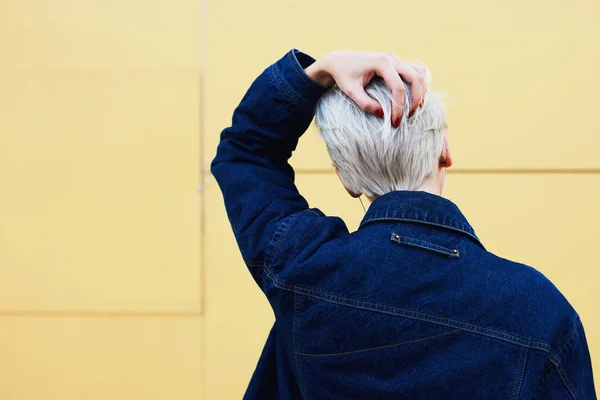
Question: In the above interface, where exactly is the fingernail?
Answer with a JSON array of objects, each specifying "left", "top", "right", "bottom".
[
  {"left": 420, "top": 98, "right": 425, "bottom": 108},
  {"left": 408, "top": 110, "right": 415, "bottom": 118},
  {"left": 375, "top": 108, "right": 384, "bottom": 118},
  {"left": 393, "top": 116, "right": 401, "bottom": 127}
]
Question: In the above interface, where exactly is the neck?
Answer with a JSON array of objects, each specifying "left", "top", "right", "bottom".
[
  {"left": 414, "top": 178, "right": 442, "bottom": 196},
  {"left": 364, "top": 169, "right": 446, "bottom": 204},
  {"left": 366, "top": 175, "right": 444, "bottom": 204}
]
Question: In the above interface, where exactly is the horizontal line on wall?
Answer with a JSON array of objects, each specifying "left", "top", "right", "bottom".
[
  {"left": 0, "top": 310, "right": 202, "bottom": 318},
  {"left": 292, "top": 168, "right": 600, "bottom": 175},
  {"left": 204, "top": 169, "right": 600, "bottom": 178},
  {"left": 2, "top": 66, "right": 203, "bottom": 71}
]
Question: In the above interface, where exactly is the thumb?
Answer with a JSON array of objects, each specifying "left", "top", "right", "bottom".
[{"left": 343, "top": 84, "right": 383, "bottom": 117}]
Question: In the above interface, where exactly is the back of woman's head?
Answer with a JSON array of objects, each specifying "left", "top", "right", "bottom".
[{"left": 315, "top": 76, "right": 447, "bottom": 198}]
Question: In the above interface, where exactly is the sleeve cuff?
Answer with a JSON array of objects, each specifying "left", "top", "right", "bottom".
[{"left": 270, "top": 49, "right": 329, "bottom": 107}]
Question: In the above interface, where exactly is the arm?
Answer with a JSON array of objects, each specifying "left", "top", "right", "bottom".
[
  {"left": 210, "top": 49, "right": 426, "bottom": 285},
  {"left": 210, "top": 49, "right": 329, "bottom": 276}
]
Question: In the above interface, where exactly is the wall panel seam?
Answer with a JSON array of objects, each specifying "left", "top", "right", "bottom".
[
  {"left": 219, "top": 168, "right": 600, "bottom": 175},
  {"left": 0, "top": 310, "right": 202, "bottom": 317}
]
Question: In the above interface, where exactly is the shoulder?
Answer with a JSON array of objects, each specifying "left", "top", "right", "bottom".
[
  {"left": 266, "top": 208, "right": 349, "bottom": 272},
  {"left": 484, "top": 251, "right": 578, "bottom": 351}
]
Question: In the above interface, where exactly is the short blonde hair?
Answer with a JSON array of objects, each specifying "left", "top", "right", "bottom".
[{"left": 315, "top": 76, "right": 446, "bottom": 198}]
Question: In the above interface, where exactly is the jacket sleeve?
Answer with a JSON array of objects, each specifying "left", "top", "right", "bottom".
[
  {"left": 210, "top": 49, "right": 329, "bottom": 277},
  {"left": 537, "top": 317, "right": 596, "bottom": 399}
]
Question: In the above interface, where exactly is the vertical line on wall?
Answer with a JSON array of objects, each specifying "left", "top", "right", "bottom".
[
  {"left": 199, "top": 0, "right": 207, "bottom": 319},
  {"left": 199, "top": 0, "right": 207, "bottom": 397}
]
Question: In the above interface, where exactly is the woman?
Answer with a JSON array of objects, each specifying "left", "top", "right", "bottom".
[{"left": 211, "top": 49, "right": 595, "bottom": 399}]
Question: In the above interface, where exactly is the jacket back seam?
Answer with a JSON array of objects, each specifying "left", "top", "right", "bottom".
[
  {"left": 263, "top": 268, "right": 561, "bottom": 366},
  {"left": 509, "top": 346, "right": 528, "bottom": 400},
  {"left": 293, "top": 292, "right": 306, "bottom": 396}
]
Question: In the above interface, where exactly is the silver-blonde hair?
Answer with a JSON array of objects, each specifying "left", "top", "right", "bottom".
[{"left": 315, "top": 76, "right": 446, "bottom": 198}]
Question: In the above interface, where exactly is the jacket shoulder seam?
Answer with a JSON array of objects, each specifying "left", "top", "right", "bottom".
[
  {"left": 556, "top": 362, "right": 578, "bottom": 399},
  {"left": 552, "top": 319, "right": 581, "bottom": 399},
  {"left": 558, "top": 318, "right": 579, "bottom": 360},
  {"left": 264, "top": 213, "right": 299, "bottom": 268}
]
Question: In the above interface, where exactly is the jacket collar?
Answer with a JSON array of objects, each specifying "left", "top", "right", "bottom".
[{"left": 359, "top": 191, "right": 485, "bottom": 249}]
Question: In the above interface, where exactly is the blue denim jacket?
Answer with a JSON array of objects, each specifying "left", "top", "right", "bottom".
[{"left": 211, "top": 49, "right": 596, "bottom": 399}]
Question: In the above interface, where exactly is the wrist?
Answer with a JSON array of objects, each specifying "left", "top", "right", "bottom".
[{"left": 304, "top": 57, "right": 335, "bottom": 88}]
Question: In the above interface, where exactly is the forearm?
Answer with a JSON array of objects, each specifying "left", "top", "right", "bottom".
[{"left": 211, "top": 49, "right": 328, "bottom": 176}]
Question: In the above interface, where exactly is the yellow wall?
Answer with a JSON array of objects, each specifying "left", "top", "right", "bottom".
[
  {"left": 1, "top": 0, "right": 599, "bottom": 398},
  {"left": 0, "top": 0, "right": 204, "bottom": 398}
]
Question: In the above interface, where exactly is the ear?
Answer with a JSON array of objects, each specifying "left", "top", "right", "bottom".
[
  {"left": 440, "top": 128, "right": 453, "bottom": 168},
  {"left": 334, "top": 166, "right": 362, "bottom": 198}
]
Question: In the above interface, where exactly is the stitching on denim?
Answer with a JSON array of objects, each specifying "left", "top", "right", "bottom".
[
  {"left": 360, "top": 216, "right": 484, "bottom": 249},
  {"left": 391, "top": 234, "right": 459, "bottom": 258},
  {"left": 245, "top": 261, "right": 265, "bottom": 268},
  {"left": 264, "top": 213, "right": 297, "bottom": 268},
  {"left": 518, "top": 347, "right": 529, "bottom": 398},
  {"left": 533, "top": 358, "right": 578, "bottom": 400},
  {"left": 510, "top": 346, "right": 528, "bottom": 400},
  {"left": 271, "top": 270, "right": 546, "bottom": 346},
  {"left": 297, "top": 329, "right": 460, "bottom": 357},
  {"left": 269, "top": 65, "right": 297, "bottom": 105},
  {"left": 262, "top": 268, "right": 557, "bottom": 363},
  {"left": 558, "top": 320, "right": 579, "bottom": 359},
  {"left": 269, "top": 64, "right": 309, "bottom": 107},
  {"left": 510, "top": 347, "right": 524, "bottom": 399},
  {"left": 242, "top": 256, "right": 265, "bottom": 268},
  {"left": 266, "top": 213, "right": 298, "bottom": 269},
  {"left": 300, "top": 289, "right": 554, "bottom": 357},
  {"left": 533, "top": 359, "right": 556, "bottom": 400},
  {"left": 270, "top": 65, "right": 301, "bottom": 106},
  {"left": 556, "top": 363, "right": 578, "bottom": 399},
  {"left": 287, "top": 50, "right": 325, "bottom": 92},
  {"left": 535, "top": 318, "right": 580, "bottom": 400},
  {"left": 548, "top": 317, "right": 581, "bottom": 399},
  {"left": 293, "top": 293, "right": 306, "bottom": 396}
]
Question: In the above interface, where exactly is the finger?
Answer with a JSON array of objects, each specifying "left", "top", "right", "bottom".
[
  {"left": 341, "top": 84, "right": 383, "bottom": 117},
  {"left": 409, "top": 60, "right": 431, "bottom": 88},
  {"left": 393, "top": 59, "right": 426, "bottom": 116},
  {"left": 409, "top": 64, "right": 429, "bottom": 105},
  {"left": 408, "top": 61, "right": 427, "bottom": 78},
  {"left": 410, "top": 62, "right": 430, "bottom": 109},
  {"left": 374, "top": 59, "right": 406, "bottom": 127}
]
